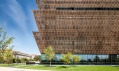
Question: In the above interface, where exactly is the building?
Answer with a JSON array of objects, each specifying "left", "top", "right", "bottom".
[
  {"left": 13, "top": 51, "right": 32, "bottom": 59},
  {"left": 31, "top": 54, "right": 37, "bottom": 59},
  {"left": 33, "top": 0, "right": 119, "bottom": 64}
]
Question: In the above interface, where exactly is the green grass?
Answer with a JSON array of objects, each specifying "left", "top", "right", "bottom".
[{"left": 0, "top": 64, "right": 119, "bottom": 71}]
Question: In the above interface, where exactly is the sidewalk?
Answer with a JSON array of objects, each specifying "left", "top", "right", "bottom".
[{"left": 0, "top": 67, "right": 51, "bottom": 71}]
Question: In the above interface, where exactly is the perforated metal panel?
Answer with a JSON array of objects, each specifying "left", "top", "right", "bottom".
[{"left": 33, "top": 0, "right": 119, "bottom": 54}]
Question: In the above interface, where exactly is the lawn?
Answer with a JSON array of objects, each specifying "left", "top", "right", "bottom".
[{"left": 0, "top": 64, "right": 119, "bottom": 71}]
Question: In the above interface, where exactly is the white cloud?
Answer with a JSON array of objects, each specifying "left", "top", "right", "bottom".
[
  {"left": 0, "top": 0, "right": 40, "bottom": 55},
  {"left": 4, "top": 0, "right": 29, "bottom": 35}
]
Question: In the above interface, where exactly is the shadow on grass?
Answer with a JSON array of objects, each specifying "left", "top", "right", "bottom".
[
  {"left": 44, "top": 65, "right": 56, "bottom": 67},
  {"left": 58, "top": 66, "right": 70, "bottom": 68}
]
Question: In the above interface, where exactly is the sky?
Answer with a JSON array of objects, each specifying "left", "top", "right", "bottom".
[{"left": 0, "top": 0, "right": 40, "bottom": 55}]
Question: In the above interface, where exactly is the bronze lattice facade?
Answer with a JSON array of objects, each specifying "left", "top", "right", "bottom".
[{"left": 33, "top": 0, "right": 119, "bottom": 55}]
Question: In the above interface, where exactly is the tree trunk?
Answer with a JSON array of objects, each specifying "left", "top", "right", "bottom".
[
  {"left": 50, "top": 60, "right": 51, "bottom": 66},
  {"left": 66, "top": 63, "right": 68, "bottom": 68}
]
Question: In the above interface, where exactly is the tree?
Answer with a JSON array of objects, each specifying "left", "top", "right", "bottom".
[
  {"left": 61, "top": 52, "right": 72, "bottom": 65},
  {"left": 44, "top": 45, "right": 55, "bottom": 66},
  {"left": 34, "top": 55, "right": 41, "bottom": 61},
  {"left": 20, "top": 58, "right": 28, "bottom": 63},
  {"left": 3, "top": 48, "right": 13, "bottom": 64},
  {"left": 0, "top": 55, "right": 4, "bottom": 63},
  {"left": 0, "top": 27, "right": 14, "bottom": 63},
  {"left": 93, "top": 56, "right": 100, "bottom": 63},
  {"left": 73, "top": 55, "right": 80, "bottom": 64},
  {"left": 15, "top": 57, "right": 21, "bottom": 64}
]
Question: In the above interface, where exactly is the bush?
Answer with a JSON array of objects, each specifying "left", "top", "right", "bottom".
[
  {"left": 15, "top": 58, "right": 21, "bottom": 63},
  {"left": 34, "top": 55, "right": 41, "bottom": 61},
  {"left": 5, "top": 59, "right": 13, "bottom": 64},
  {"left": 61, "top": 52, "right": 72, "bottom": 65},
  {"left": 26, "top": 62, "right": 35, "bottom": 65},
  {"left": 0, "top": 56, "right": 4, "bottom": 63},
  {"left": 72, "top": 55, "right": 80, "bottom": 64},
  {"left": 20, "top": 58, "right": 28, "bottom": 63}
]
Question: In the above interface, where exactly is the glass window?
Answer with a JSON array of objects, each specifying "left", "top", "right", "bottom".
[
  {"left": 82, "top": 54, "right": 88, "bottom": 63},
  {"left": 117, "top": 55, "right": 119, "bottom": 64},
  {"left": 41, "top": 54, "right": 45, "bottom": 60},
  {"left": 87, "top": 55, "right": 93, "bottom": 62},
  {"left": 55, "top": 54, "right": 62, "bottom": 61},
  {"left": 78, "top": 54, "right": 82, "bottom": 60},
  {"left": 107, "top": 55, "right": 110, "bottom": 64},
  {"left": 101, "top": 55, "right": 108, "bottom": 64},
  {"left": 117, "top": 55, "right": 119, "bottom": 58},
  {"left": 92, "top": 55, "right": 96, "bottom": 63}
]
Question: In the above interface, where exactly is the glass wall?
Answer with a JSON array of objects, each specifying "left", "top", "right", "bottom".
[
  {"left": 41, "top": 54, "right": 45, "bottom": 60},
  {"left": 41, "top": 54, "right": 118, "bottom": 64},
  {"left": 117, "top": 55, "right": 119, "bottom": 64}
]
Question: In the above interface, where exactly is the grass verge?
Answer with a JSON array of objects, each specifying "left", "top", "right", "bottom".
[{"left": 0, "top": 64, "right": 119, "bottom": 71}]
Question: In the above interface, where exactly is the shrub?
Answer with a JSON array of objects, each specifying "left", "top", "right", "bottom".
[
  {"left": 20, "top": 58, "right": 28, "bottom": 63},
  {"left": 0, "top": 56, "right": 4, "bottom": 63},
  {"left": 61, "top": 52, "right": 72, "bottom": 65},
  {"left": 73, "top": 55, "right": 80, "bottom": 64}
]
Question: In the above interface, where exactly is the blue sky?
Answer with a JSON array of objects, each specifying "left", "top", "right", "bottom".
[{"left": 0, "top": 0, "right": 40, "bottom": 55}]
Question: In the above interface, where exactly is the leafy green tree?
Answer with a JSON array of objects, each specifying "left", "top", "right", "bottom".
[
  {"left": 0, "top": 27, "right": 14, "bottom": 63},
  {"left": 61, "top": 52, "right": 72, "bottom": 65},
  {"left": 20, "top": 58, "right": 28, "bottom": 63},
  {"left": 12, "top": 58, "right": 16, "bottom": 63},
  {"left": 15, "top": 57, "right": 21, "bottom": 64},
  {"left": 0, "top": 55, "right": 4, "bottom": 63},
  {"left": 34, "top": 55, "right": 41, "bottom": 61},
  {"left": 3, "top": 48, "right": 13, "bottom": 64},
  {"left": 73, "top": 55, "right": 80, "bottom": 64},
  {"left": 44, "top": 45, "right": 55, "bottom": 66}
]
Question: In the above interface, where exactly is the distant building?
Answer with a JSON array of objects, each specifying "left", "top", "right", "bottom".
[
  {"left": 13, "top": 51, "right": 32, "bottom": 59},
  {"left": 31, "top": 54, "right": 37, "bottom": 59}
]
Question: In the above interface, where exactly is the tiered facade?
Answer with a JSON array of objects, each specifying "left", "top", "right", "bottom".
[{"left": 33, "top": 0, "right": 119, "bottom": 64}]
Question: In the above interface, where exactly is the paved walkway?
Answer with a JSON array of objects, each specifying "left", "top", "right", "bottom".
[{"left": 0, "top": 67, "right": 51, "bottom": 71}]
